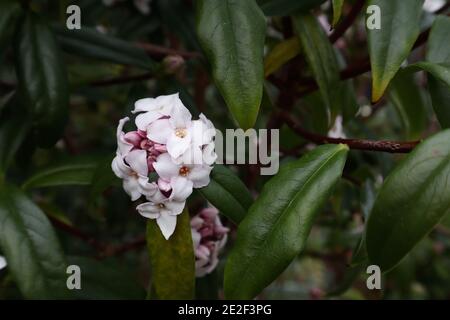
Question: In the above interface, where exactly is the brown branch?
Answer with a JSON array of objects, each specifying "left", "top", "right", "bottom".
[
  {"left": 136, "top": 42, "right": 201, "bottom": 60},
  {"left": 89, "top": 72, "right": 154, "bottom": 87},
  {"left": 281, "top": 112, "right": 420, "bottom": 153},
  {"left": 329, "top": 0, "right": 366, "bottom": 44}
]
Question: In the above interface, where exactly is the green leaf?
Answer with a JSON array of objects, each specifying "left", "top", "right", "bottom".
[
  {"left": 67, "top": 256, "right": 146, "bottom": 300},
  {"left": 425, "top": 15, "right": 450, "bottom": 129},
  {"left": 428, "top": 76, "right": 450, "bottom": 128},
  {"left": 388, "top": 72, "right": 428, "bottom": 139},
  {"left": 332, "top": 0, "right": 344, "bottom": 28},
  {"left": 198, "top": 165, "right": 253, "bottom": 224},
  {"left": 257, "top": 0, "right": 326, "bottom": 16},
  {"left": 53, "top": 26, "right": 156, "bottom": 70},
  {"left": 366, "top": 0, "right": 424, "bottom": 102},
  {"left": 224, "top": 144, "right": 349, "bottom": 299},
  {"left": 0, "top": 94, "right": 30, "bottom": 173},
  {"left": 196, "top": 0, "right": 266, "bottom": 129},
  {"left": 147, "top": 209, "right": 195, "bottom": 299},
  {"left": 15, "top": 13, "right": 69, "bottom": 148},
  {"left": 22, "top": 157, "right": 97, "bottom": 190},
  {"left": 366, "top": 129, "right": 450, "bottom": 272},
  {"left": 293, "top": 13, "right": 341, "bottom": 119},
  {"left": 426, "top": 15, "right": 450, "bottom": 64},
  {"left": 0, "top": 184, "right": 69, "bottom": 299},
  {"left": 407, "top": 62, "right": 450, "bottom": 86},
  {"left": 0, "top": 0, "right": 22, "bottom": 51},
  {"left": 264, "top": 37, "right": 300, "bottom": 77}
]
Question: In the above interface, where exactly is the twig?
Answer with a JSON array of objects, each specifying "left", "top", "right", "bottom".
[
  {"left": 281, "top": 112, "right": 420, "bottom": 153},
  {"left": 89, "top": 72, "right": 154, "bottom": 87},
  {"left": 136, "top": 42, "right": 201, "bottom": 60}
]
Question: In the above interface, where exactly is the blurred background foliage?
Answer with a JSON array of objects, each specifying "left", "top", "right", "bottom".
[{"left": 1, "top": 0, "right": 450, "bottom": 300}]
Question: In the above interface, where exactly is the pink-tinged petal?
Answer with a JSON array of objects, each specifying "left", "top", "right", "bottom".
[
  {"left": 147, "top": 118, "right": 172, "bottom": 144},
  {"left": 167, "top": 132, "right": 192, "bottom": 159},
  {"left": 153, "top": 143, "right": 167, "bottom": 153},
  {"left": 191, "top": 229, "right": 201, "bottom": 247},
  {"left": 146, "top": 189, "right": 169, "bottom": 203},
  {"left": 111, "top": 154, "right": 132, "bottom": 179},
  {"left": 164, "top": 200, "right": 185, "bottom": 216},
  {"left": 125, "top": 149, "right": 148, "bottom": 176},
  {"left": 156, "top": 214, "right": 177, "bottom": 240},
  {"left": 122, "top": 178, "right": 141, "bottom": 201},
  {"left": 200, "top": 207, "right": 219, "bottom": 219},
  {"left": 170, "top": 176, "right": 193, "bottom": 202},
  {"left": 123, "top": 131, "right": 143, "bottom": 147},
  {"left": 136, "top": 202, "right": 161, "bottom": 219},
  {"left": 135, "top": 111, "right": 163, "bottom": 131},
  {"left": 138, "top": 177, "right": 158, "bottom": 197},
  {"left": 188, "top": 165, "right": 212, "bottom": 188},
  {"left": 157, "top": 178, "right": 172, "bottom": 192},
  {"left": 190, "top": 216, "right": 204, "bottom": 230},
  {"left": 116, "top": 117, "right": 134, "bottom": 154},
  {"left": 153, "top": 153, "right": 179, "bottom": 180}
]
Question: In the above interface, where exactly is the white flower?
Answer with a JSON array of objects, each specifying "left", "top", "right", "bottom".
[
  {"left": 0, "top": 255, "right": 6, "bottom": 270},
  {"left": 112, "top": 93, "right": 216, "bottom": 240},
  {"left": 137, "top": 191, "right": 185, "bottom": 240},
  {"left": 112, "top": 150, "right": 157, "bottom": 200},
  {"left": 153, "top": 153, "right": 212, "bottom": 189}
]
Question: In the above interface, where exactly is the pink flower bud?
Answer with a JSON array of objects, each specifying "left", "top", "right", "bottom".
[
  {"left": 157, "top": 178, "right": 172, "bottom": 192},
  {"left": 124, "top": 131, "right": 143, "bottom": 147},
  {"left": 162, "top": 55, "right": 185, "bottom": 74},
  {"left": 153, "top": 143, "right": 167, "bottom": 153}
]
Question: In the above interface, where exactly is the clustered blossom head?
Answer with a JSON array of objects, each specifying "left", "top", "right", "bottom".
[
  {"left": 191, "top": 207, "right": 229, "bottom": 277},
  {"left": 112, "top": 93, "right": 217, "bottom": 240}
]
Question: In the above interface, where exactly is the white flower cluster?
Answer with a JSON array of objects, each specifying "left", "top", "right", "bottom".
[
  {"left": 191, "top": 207, "right": 229, "bottom": 277},
  {"left": 112, "top": 93, "right": 216, "bottom": 240}
]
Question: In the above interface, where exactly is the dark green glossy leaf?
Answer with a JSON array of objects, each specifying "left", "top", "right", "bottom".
[
  {"left": 388, "top": 72, "right": 428, "bottom": 139},
  {"left": 0, "top": 0, "right": 22, "bottom": 51},
  {"left": 54, "top": 26, "right": 156, "bottom": 70},
  {"left": 147, "top": 209, "right": 195, "bottom": 299},
  {"left": 366, "top": 130, "right": 450, "bottom": 272},
  {"left": 264, "top": 37, "right": 300, "bottom": 77},
  {"left": 0, "top": 184, "right": 69, "bottom": 299},
  {"left": 15, "top": 14, "right": 69, "bottom": 147},
  {"left": 67, "top": 256, "right": 146, "bottom": 300},
  {"left": 428, "top": 76, "right": 450, "bottom": 128},
  {"left": 257, "top": 0, "right": 326, "bottom": 16},
  {"left": 0, "top": 94, "right": 30, "bottom": 173},
  {"left": 22, "top": 157, "right": 97, "bottom": 190},
  {"left": 198, "top": 165, "right": 253, "bottom": 224},
  {"left": 408, "top": 62, "right": 450, "bottom": 85},
  {"left": 366, "top": 0, "right": 424, "bottom": 102},
  {"left": 224, "top": 144, "right": 349, "bottom": 299},
  {"left": 293, "top": 13, "right": 341, "bottom": 119},
  {"left": 426, "top": 15, "right": 450, "bottom": 129},
  {"left": 196, "top": 0, "right": 266, "bottom": 129}
]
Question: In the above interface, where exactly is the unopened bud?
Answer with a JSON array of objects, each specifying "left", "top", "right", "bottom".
[{"left": 162, "top": 55, "right": 185, "bottom": 74}]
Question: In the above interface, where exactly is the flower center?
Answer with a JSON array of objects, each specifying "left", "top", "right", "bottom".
[
  {"left": 158, "top": 203, "right": 165, "bottom": 209},
  {"left": 179, "top": 166, "right": 190, "bottom": 177},
  {"left": 175, "top": 128, "right": 187, "bottom": 138},
  {"left": 129, "top": 171, "right": 138, "bottom": 178}
]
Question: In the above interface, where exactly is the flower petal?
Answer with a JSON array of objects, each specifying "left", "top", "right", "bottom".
[
  {"left": 156, "top": 214, "right": 177, "bottom": 240},
  {"left": 125, "top": 149, "right": 148, "bottom": 176},
  {"left": 167, "top": 133, "right": 192, "bottom": 159},
  {"left": 170, "top": 176, "right": 193, "bottom": 202},
  {"left": 135, "top": 111, "right": 164, "bottom": 131},
  {"left": 132, "top": 94, "right": 177, "bottom": 114},
  {"left": 136, "top": 202, "right": 161, "bottom": 219},
  {"left": 116, "top": 117, "right": 134, "bottom": 155},
  {"left": 111, "top": 154, "right": 132, "bottom": 179},
  {"left": 138, "top": 176, "right": 158, "bottom": 197},
  {"left": 153, "top": 153, "right": 179, "bottom": 180},
  {"left": 164, "top": 200, "right": 185, "bottom": 216},
  {"left": 168, "top": 98, "right": 192, "bottom": 128},
  {"left": 188, "top": 165, "right": 212, "bottom": 188},
  {"left": 123, "top": 178, "right": 142, "bottom": 201},
  {"left": 147, "top": 118, "right": 172, "bottom": 144}
]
